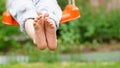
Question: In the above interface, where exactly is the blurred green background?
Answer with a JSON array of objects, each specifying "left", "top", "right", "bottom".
[{"left": 0, "top": 0, "right": 120, "bottom": 68}]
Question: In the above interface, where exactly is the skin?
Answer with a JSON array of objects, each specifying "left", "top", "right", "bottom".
[
  {"left": 24, "top": 11, "right": 57, "bottom": 50},
  {"left": 44, "top": 14, "right": 57, "bottom": 50}
]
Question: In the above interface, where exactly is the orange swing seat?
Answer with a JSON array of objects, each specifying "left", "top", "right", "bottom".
[{"left": 2, "top": 0, "right": 80, "bottom": 26}]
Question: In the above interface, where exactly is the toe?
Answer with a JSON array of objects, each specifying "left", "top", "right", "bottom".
[
  {"left": 37, "top": 11, "right": 42, "bottom": 16},
  {"left": 33, "top": 23, "right": 37, "bottom": 29},
  {"left": 44, "top": 13, "right": 49, "bottom": 17},
  {"left": 34, "top": 18, "right": 37, "bottom": 22}
]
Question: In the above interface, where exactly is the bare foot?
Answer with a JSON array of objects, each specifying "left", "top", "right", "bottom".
[
  {"left": 34, "top": 12, "right": 47, "bottom": 50},
  {"left": 44, "top": 14, "right": 57, "bottom": 50}
]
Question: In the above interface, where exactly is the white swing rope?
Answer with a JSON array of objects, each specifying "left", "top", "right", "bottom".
[
  {"left": 68, "top": 0, "right": 76, "bottom": 6},
  {"left": 72, "top": 0, "right": 75, "bottom": 6}
]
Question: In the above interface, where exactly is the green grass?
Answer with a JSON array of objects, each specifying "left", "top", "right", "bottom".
[{"left": 0, "top": 62, "right": 120, "bottom": 68}]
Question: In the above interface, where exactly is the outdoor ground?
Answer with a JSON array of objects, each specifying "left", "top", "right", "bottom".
[{"left": 0, "top": 62, "right": 120, "bottom": 68}]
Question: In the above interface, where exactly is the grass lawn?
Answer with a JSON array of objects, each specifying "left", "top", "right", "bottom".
[{"left": 0, "top": 62, "right": 120, "bottom": 68}]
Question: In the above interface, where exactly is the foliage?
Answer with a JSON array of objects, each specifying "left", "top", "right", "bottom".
[
  {"left": 58, "top": 0, "right": 120, "bottom": 45},
  {"left": 0, "top": 0, "right": 120, "bottom": 53},
  {"left": 0, "top": 0, "right": 30, "bottom": 51}
]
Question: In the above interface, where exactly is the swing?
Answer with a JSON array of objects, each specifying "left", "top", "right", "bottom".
[{"left": 2, "top": 0, "right": 80, "bottom": 26}]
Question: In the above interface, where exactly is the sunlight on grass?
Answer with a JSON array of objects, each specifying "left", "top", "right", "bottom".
[{"left": 0, "top": 62, "right": 120, "bottom": 68}]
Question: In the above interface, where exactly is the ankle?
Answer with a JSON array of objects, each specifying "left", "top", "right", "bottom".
[{"left": 25, "top": 18, "right": 34, "bottom": 23}]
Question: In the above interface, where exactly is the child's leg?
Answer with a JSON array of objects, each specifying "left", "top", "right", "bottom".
[
  {"left": 44, "top": 14, "right": 57, "bottom": 50},
  {"left": 25, "top": 12, "right": 47, "bottom": 50},
  {"left": 33, "top": 12, "right": 47, "bottom": 50},
  {"left": 7, "top": 0, "right": 47, "bottom": 50},
  {"left": 35, "top": 0, "right": 62, "bottom": 50}
]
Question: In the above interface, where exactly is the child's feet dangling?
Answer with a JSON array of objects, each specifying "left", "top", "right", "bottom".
[
  {"left": 34, "top": 12, "right": 47, "bottom": 50},
  {"left": 44, "top": 13, "right": 57, "bottom": 50}
]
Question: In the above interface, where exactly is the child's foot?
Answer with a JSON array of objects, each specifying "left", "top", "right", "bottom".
[
  {"left": 34, "top": 13, "right": 47, "bottom": 50},
  {"left": 44, "top": 14, "right": 57, "bottom": 50}
]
